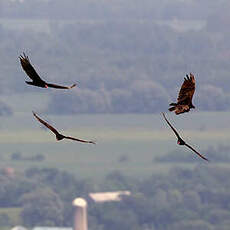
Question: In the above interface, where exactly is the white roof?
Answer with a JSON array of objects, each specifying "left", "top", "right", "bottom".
[{"left": 89, "top": 191, "right": 131, "bottom": 203}]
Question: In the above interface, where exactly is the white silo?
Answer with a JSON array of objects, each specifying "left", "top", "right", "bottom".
[{"left": 72, "top": 198, "right": 88, "bottom": 230}]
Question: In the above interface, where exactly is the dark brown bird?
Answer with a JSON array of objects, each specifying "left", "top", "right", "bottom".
[
  {"left": 162, "top": 112, "right": 208, "bottom": 161},
  {"left": 33, "top": 112, "right": 95, "bottom": 144},
  {"left": 169, "top": 73, "right": 195, "bottom": 115},
  {"left": 19, "top": 53, "right": 76, "bottom": 89}
]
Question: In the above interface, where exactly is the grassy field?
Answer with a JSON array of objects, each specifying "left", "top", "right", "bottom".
[
  {"left": 0, "top": 111, "right": 229, "bottom": 180},
  {"left": 0, "top": 207, "right": 22, "bottom": 227}
]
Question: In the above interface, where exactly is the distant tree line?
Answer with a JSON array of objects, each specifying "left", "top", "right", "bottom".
[
  {"left": 155, "top": 145, "right": 230, "bottom": 163},
  {"left": 0, "top": 1, "right": 230, "bottom": 114},
  {"left": 0, "top": 166, "right": 230, "bottom": 229},
  {"left": 11, "top": 152, "right": 45, "bottom": 162},
  {"left": 0, "top": 0, "right": 228, "bottom": 21}
]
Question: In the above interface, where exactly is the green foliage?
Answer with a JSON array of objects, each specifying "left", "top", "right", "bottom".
[
  {"left": 0, "top": 174, "right": 36, "bottom": 207},
  {"left": 11, "top": 152, "right": 22, "bottom": 161},
  {"left": 0, "top": 207, "right": 22, "bottom": 226},
  {"left": 0, "top": 214, "right": 10, "bottom": 227},
  {"left": 25, "top": 167, "right": 92, "bottom": 226},
  {"left": 20, "top": 187, "right": 64, "bottom": 227},
  {"left": 1, "top": 166, "right": 230, "bottom": 229},
  {"left": 1, "top": 1, "right": 230, "bottom": 113},
  {"left": 11, "top": 153, "right": 45, "bottom": 162},
  {"left": 171, "top": 220, "right": 214, "bottom": 230}
]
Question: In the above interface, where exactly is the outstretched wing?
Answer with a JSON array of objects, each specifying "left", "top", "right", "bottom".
[
  {"left": 177, "top": 73, "right": 195, "bottom": 104},
  {"left": 184, "top": 143, "right": 208, "bottom": 161},
  {"left": 33, "top": 112, "right": 60, "bottom": 135},
  {"left": 19, "top": 53, "right": 44, "bottom": 82},
  {"left": 65, "top": 136, "right": 96, "bottom": 144},
  {"left": 46, "top": 83, "right": 77, "bottom": 89},
  {"left": 162, "top": 113, "right": 181, "bottom": 140}
]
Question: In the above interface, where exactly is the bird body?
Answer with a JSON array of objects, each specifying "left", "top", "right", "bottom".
[
  {"left": 177, "top": 138, "right": 185, "bottom": 145},
  {"left": 19, "top": 53, "right": 76, "bottom": 89},
  {"left": 25, "top": 80, "right": 48, "bottom": 88},
  {"left": 162, "top": 112, "right": 208, "bottom": 161},
  {"left": 55, "top": 133, "right": 66, "bottom": 141},
  {"left": 33, "top": 112, "right": 95, "bottom": 144},
  {"left": 169, "top": 73, "right": 195, "bottom": 115}
]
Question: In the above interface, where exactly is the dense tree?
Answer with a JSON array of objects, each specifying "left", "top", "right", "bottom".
[
  {"left": 171, "top": 220, "right": 214, "bottom": 230},
  {"left": 0, "top": 213, "right": 10, "bottom": 227},
  {"left": 1, "top": 166, "right": 230, "bottom": 229},
  {"left": 1, "top": 1, "right": 230, "bottom": 113},
  {"left": 0, "top": 173, "right": 36, "bottom": 207},
  {"left": 20, "top": 188, "right": 64, "bottom": 227}
]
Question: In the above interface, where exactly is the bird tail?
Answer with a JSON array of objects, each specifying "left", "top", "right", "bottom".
[
  {"left": 168, "top": 106, "right": 176, "bottom": 112},
  {"left": 169, "top": 102, "right": 177, "bottom": 112}
]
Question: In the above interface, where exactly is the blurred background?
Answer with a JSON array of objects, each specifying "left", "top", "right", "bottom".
[{"left": 0, "top": 0, "right": 230, "bottom": 229}]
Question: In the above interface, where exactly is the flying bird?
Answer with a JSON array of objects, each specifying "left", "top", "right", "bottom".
[
  {"left": 33, "top": 112, "right": 95, "bottom": 144},
  {"left": 162, "top": 112, "right": 208, "bottom": 161},
  {"left": 19, "top": 53, "right": 76, "bottom": 89},
  {"left": 169, "top": 73, "right": 195, "bottom": 115}
]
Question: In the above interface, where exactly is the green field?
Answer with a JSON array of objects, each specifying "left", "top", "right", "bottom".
[
  {"left": 0, "top": 207, "right": 22, "bottom": 228},
  {"left": 0, "top": 110, "right": 229, "bottom": 180}
]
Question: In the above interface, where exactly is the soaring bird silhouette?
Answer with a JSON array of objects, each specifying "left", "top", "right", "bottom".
[
  {"left": 162, "top": 112, "right": 208, "bottom": 161},
  {"left": 169, "top": 73, "right": 195, "bottom": 115},
  {"left": 19, "top": 53, "right": 76, "bottom": 89},
  {"left": 33, "top": 112, "right": 95, "bottom": 144}
]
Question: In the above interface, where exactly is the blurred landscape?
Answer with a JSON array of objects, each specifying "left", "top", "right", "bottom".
[
  {"left": 0, "top": 0, "right": 230, "bottom": 229},
  {"left": 1, "top": 0, "right": 230, "bottom": 114},
  {"left": 0, "top": 111, "right": 229, "bottom": 179}
]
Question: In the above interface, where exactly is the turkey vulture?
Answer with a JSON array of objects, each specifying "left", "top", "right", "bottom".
[
  {"left": 19, "top": 53, "right": 76, "bottom": 89},
  {"left": 169, "top": 73, "right": 195, "bottom": 115},
  {"left": 33, "top": 112, "right": 95, "bottom": 144},
  {"left": 162, "top": 112, "right": 208, "bottom": 161}
]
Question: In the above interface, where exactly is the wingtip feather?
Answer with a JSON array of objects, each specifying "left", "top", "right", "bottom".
[{"left": 70, "top": 83, "right": 77, "bottom": 88}]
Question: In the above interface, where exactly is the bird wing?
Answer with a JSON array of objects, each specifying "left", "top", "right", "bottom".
[
  {"left": 184, "top": 143, "right": 208, "bottom": 161},
  {"left": 177, "top": 73, "right": 195, "bottom": 104},
  {"left": 33, "top": 112, "right": 60, "bottom": 135},
  {"left": 64, "top": 136, "right": 96, "bottom": 144},
  {"left": 162, "top": 113, "right": 181, "bottom": 140},
  {"left": 46, "top": 83, "right": 77, "bottom": 89},
  {"left": 19, "top": 53, "right": 44, "bottom": 82}
]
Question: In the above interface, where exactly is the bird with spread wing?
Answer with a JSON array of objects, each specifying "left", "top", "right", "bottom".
[
  {"left": 169, "top": 73, "right": 195, "bottom": 115},
  {"left": 33, "top": 112, "right": 95, "bottom": 144},
  {"left": 162, "top": 112, "right": 208, "bottom": 161},
  {"left": 19, "top": 53, "right": 76, "bottom": 89}
]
